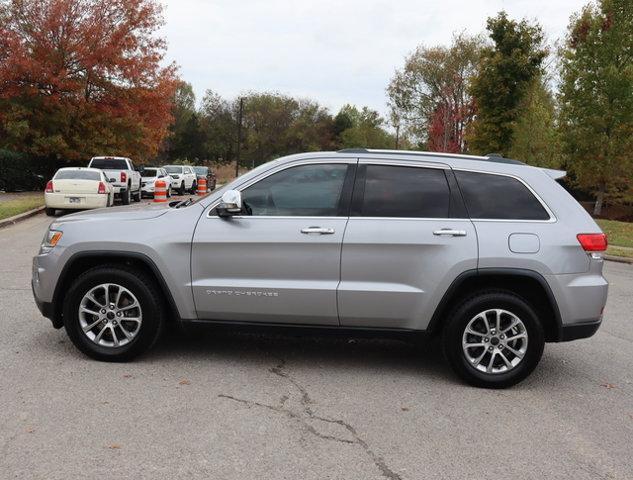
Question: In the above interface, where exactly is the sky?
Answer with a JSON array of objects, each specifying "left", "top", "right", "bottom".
[{"left": 161, "top": 0, "right": 588, "bottom": 116}]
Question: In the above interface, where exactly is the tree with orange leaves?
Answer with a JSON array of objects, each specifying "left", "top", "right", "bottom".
[{"left": 0, "top": 0, "right": 178, "bottom": 166}]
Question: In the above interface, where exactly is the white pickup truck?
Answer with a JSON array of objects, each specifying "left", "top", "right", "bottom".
[{"left": 87, "top": 156, "right": 142, "bottom": 205}]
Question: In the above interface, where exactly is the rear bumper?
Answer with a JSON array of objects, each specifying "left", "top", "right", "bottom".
[
  {"left": 559, "top": 319, "right": 602, "bottom": 341},
  {"left": 45, "top": 192, "right": 109, "bottom": 210}
]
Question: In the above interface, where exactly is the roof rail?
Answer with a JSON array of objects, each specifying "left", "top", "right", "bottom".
[{"left": 336, "top": 148, "right": 525, "bottom": 165}]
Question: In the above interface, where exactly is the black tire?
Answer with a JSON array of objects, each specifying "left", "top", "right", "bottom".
[
  {"left": 442, "top": 290, "right": 544, "bottom": 389},
  {"left": 166, "top": 187, "right": 171, "bottom": 198},
  {"left": 63, "top": 265, "right": 165, "bottom": 362},
  {"left": 133, "top": 189, "right": 141, "bottom": 202},
  {"left": 45, "top": 207, "right": 56, "bottom": 216},
  {"left": 121, "top": 188, "right": 131, "bottom": 205},
  {"left": 178, "top": 182, "right": 185, "bottom": 195}
]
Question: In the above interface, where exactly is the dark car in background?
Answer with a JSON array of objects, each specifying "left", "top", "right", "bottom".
[{"left": 193, "top": 166, "right": 216, "bottom": 191}]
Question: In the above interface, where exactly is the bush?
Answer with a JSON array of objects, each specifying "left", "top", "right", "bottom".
[{"left": 0, "top": 150, "right": 68, "bottom": 192}]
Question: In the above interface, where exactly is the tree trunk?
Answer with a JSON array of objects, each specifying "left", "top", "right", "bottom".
[{"left": 593, "top": 184, "right": 606, "bottom": 216}]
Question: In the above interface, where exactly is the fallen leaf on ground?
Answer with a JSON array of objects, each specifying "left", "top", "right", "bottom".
[
  {"left": 600, "top": 383, "right": 617, "bottom": 389},
  {"left": 179, "top": 379, "right": 191, "bottom": 385},
  {"left": 401, "top": 407, "right": 410, "bottom": 412},
  {"left": 122, "top": 374, "right": 133, "bottom": 378},
  {"left": 107, "top": 444, "right": 121, "bottom": 449}
]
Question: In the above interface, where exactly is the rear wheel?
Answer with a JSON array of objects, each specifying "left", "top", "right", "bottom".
[
  {"left": 121, "top": 188, "right": 131, "bottom": 205},
  {"left": 63, "top": 265, "right": 165, "bottom": 362},
  {"left": 45, "top": 207, "right": 56, "bottom": 216},
  {"left": 133, "top": 189, "right": 141, "bottom": 202},
  {"left": 442, "top": 290, "right": 544, "bottom": 388}
]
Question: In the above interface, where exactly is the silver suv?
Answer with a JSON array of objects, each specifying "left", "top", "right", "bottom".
[{"left": 32, "top": 149, "right": 609, "bottom": 387}]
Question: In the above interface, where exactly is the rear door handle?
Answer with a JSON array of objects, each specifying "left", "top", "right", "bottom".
[
  {"left": 301, "top": 226, "right": 335, "bottom": 235},
  {"left": 433, "top": 229, "right": 467, "bottom": 237}
]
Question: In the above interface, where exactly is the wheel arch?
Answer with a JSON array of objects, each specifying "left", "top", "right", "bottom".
[
  {"left": 428, "top": 268, "right": 562, "bottom": 342},
  {"left": 51, "top": 251, "right": 181, "bottom": 328}
]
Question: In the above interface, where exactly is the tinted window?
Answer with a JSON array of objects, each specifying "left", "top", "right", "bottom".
[
  {"left": 194, "top": 167, "right": 208, "bottom": 175},
  {"left": 361, "top": 165, "right": 450, "bottom": 218},
  {"left": 54, "top": 170, "right": 101, "bottom": 181},
  {"left": 89, "top": 158, "right": 128, "bottom": 170},
  {"left": 455, "top": 171, "right": 550, "bottom": 220},
  {"left": 242, "top": 164, "right": 348, "bottom": 216},
  {"left": 142, "top": 168, "right": 158, "bottom": 177},
  {"left": 164, "top": 166, "right": 183, "bottom": 174}
]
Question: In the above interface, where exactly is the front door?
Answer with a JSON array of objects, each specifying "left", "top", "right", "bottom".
[
  {"left": 191, "top": 161, "right": 355, "bottom": 325},
  {"left": 338, "top": 161, "right": 478, "bottom": 330}
]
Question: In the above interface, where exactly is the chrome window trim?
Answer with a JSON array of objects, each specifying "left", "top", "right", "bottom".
[
  {"left": 205, "top": 158, "right": 356, "bottom": 218},
  {"left": 453, "top": 168, "right": 557, "bottom": 223}
]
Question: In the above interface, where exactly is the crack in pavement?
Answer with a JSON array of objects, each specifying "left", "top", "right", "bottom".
[{"left": 218, "top": 359, "right": 403, "bottom": 480}]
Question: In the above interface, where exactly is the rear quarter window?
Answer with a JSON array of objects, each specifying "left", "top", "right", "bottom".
[{"left": 455, "top": 171, "right": 550, "bottom": 220}]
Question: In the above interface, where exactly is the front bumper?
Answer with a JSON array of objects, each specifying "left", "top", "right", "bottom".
[{"left": 32, "top": 257, "right": 62, "bottom": 328}]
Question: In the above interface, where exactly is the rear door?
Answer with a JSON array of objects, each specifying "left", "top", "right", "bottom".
[
  {"left": 191, "top": 160, "right": 356, "bottom": 325},
  {"left": 338, "top": 159, "right": 478, "bottom": 330}
]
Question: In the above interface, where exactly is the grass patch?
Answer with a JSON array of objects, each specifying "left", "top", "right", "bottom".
[
  {"left": 606, "top": 246, "right": 633, "bottom": 259},
  {"left": 0, "top": 193, "right": 44, "bottom": 220},
  {"left": 596, "top": 219, "right": 633, "bottom": 248}
]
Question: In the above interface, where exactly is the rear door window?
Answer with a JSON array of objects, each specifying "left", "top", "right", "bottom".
[
  {"left": 359, "top": 165, "right": 450, "bottom": 218},
  {"left": 455, "top": 171, "right": 550, "bottom": 220}
]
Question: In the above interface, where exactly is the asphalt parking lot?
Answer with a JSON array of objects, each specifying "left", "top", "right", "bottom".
[{"left": 1, "top": 213, "right": 632, "bottom": 479}]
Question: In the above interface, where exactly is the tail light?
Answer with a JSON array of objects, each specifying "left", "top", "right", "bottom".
[
  {"left": 45, "top": 181, "right": 54, "bottom": 193},
  {"left": 577, "top": 233, "right": 608, "bottom": 252},
  {"left": 120, "top": 171, "right": 127, "bottom": 183},
  {"left": 98, "top": 182, "right": 107, "bottom": 194}
]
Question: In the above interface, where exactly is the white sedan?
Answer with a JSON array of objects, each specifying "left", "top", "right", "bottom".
[
  {"left": 140, "top": 167, "right": 172, "bottom": 197},
  {"left": 45, "top": 167, "right": 114, "bottom": 216}
]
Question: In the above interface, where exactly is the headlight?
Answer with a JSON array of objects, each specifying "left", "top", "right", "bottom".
[{"left": 40, "top": 229, "right": 63, "bottom": 253}]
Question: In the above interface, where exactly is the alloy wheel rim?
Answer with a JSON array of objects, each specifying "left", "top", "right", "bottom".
[
  {"left": 78, "top": 283, "right": 142, "bottom": 348},
  {"left": 462, "top": 309, "right": 528, "bottom": 374}
]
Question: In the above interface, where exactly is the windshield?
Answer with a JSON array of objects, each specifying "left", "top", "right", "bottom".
[
  {"left": 89, "top": 158, "right": 128, "bottom": 170},
  {"left": 142, "top": 168, "right": 158, "bottom": 177},
  {"left": 54, "top": 170, "right": 101, "bottom": 181},
  {"left": 193, "top": 167, "right": 208, "bottom": 175},
  {"left": 164, "top": 166, "right": 183, "bottom": 174}
]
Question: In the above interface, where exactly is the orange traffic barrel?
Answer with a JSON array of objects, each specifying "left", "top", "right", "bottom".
[
  {"left": 197, "top": 177, "right": 207, "bottom": 196},
  {"left": 154, "top": 179, "right": 167, "bottom": 202}
]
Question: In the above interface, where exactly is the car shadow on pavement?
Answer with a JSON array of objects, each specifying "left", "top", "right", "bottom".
[{"left": 146, "top": 324, "right": 457, "bottom": 383}]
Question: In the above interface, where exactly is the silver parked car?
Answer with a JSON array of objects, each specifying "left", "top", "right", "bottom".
[{"left": 32, "top": 149, "right": 608, "bottom": 387}]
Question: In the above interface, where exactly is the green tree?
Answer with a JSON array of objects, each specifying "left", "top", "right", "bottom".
[
  {"left": 387, "top": 33, "right": 483, "bottom": 152},
  {"left": 163, "top": 81, "right": 199, "bottom": 161},
  {"left": 199, "top": 90, "right": 235, "bottom": 163},
  {"left": 559, "top": 0, "right": 633, "bottom": 215},
  {"left": 468, "top": 12, "right": 548, "bottom": 156},
  {"left": 508, "top": 78, "right": 561, "bottom": 167},
  {"left": 336, "top": 105, "right": 394, "bottom": 149}
]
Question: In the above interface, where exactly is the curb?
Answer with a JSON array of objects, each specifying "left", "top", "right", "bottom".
[
  {"left": 604, "top": 254, "right": 633, "bottom": 265},
  {"left": 0, "top": 205, "right": 45, "bottom": 229}
]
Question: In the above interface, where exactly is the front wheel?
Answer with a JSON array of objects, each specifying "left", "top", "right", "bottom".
[
  {"left": 178, "top": 182, "right": 185, "bottom": 195},
  {"left": 442, "top": 290, "right": 544, "bottom": 388},
  {"left": 62, "top": 265, "right": 165, "bottom": 362},
  {"left": 45, "top": 207, "right": 56, "bottom": 216}
]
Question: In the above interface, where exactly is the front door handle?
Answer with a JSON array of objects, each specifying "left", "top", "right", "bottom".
[
  {"left": 301, "top": 226, "right": 335, "bottom": 235},
  {"left": 433, "top": 229, "right": 467, "bottom": 237}
]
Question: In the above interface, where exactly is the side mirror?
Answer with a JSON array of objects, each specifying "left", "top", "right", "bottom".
[{"left": 216, "top": 190, "right": 242, "bottom": 217}]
